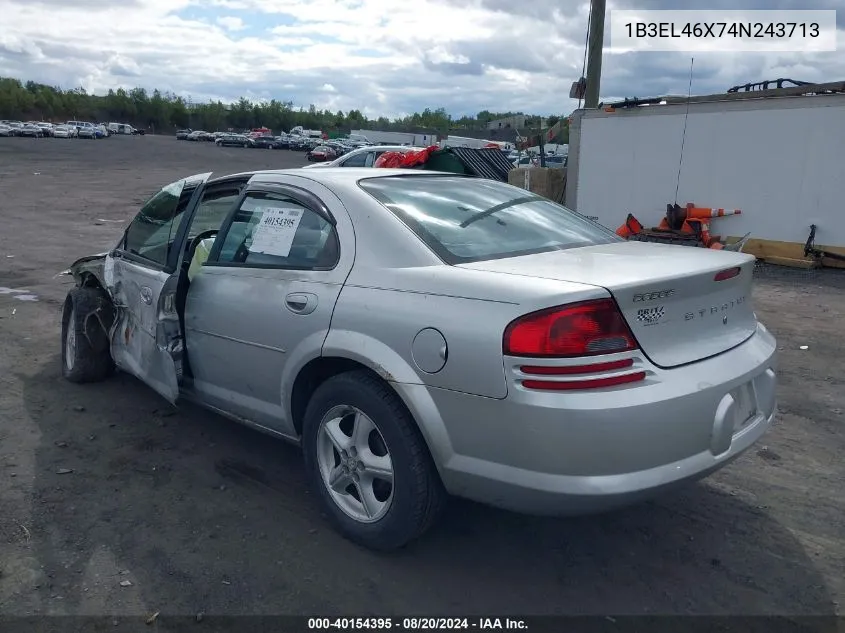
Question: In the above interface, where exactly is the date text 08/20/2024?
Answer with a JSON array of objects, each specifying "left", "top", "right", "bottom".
[{"left": 307, "top": 617, "right": 528, "bottom": 630}]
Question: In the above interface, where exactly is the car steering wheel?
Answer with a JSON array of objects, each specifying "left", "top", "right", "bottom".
[{"left": 187, "top": 229, "right": 219, "bottom": 265}]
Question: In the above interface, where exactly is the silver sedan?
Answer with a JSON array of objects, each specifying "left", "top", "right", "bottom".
[
  {"left": 302, "top": 145, "right": 414, "bottom": 169},
  {"left": 61, "top": 169, "right": 778, "bottom": 550}
]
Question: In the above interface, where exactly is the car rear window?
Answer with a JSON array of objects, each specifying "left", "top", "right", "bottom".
[{"left": 358, "top": 175, "right": 620, "bottom": 264}]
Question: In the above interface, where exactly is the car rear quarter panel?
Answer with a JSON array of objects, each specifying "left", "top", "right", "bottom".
[{"left": 326, "top": 265, "right": 608, "bottom": 400}]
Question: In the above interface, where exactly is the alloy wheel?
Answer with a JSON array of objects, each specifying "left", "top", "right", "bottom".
[{"left": 316, "top": 405, "right": 394, "bottom": 523}]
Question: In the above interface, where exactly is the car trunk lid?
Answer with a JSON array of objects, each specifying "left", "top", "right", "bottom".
[{"left": 458, "top": 241, "right": 757, "bottom": 368}]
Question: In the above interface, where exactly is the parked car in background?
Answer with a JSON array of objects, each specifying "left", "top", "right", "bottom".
[
  {"left": 303, "top": 145, "right": 415, "bottom": 169},
  {"left": 53, "top": 125, "right": 78, "bottom": 139},
  {"left": 324, "top": 141, "right": 351, "bottom": 157},
  {"left": 186, "top": 130, "right": 210, "bottom": 141},
  {"left": 251, "top": 135, "right": 283, "bottom": 149},
  {"left": 176, "top": 129, "right": 192, "bottom": 140},
  {"left": 94, "top": 124, "right": 109, "bottom": 138},
  {"left": 0, "top": 124, "right": 14, "bottom": 136},
  {"left": 29, "top": 122, "right": 54, "bottom": 137},
  {"left": 60, "top": 168, "right": 778, "bottom": 551},
  {"left": 215, "top": 133, "right": 253, "bottom": 148},
  {"left": 513, "top": 155, "right": 539, "bottom": 168},
  {"left": 67, "top": 120, "right": 93, "bottom": 133},
  {"left": 289, "top": 136, "right": 310, "bottom": 151},
  {"left": 276, "top": 134, "right": 292, "bottom": 148},
  {"left": 77, "top": 125, "right": 97, "bottom": 139},
  {"left": 544, "top": 155, "right": 567, "bottom": 168},
  {"left": 307, "top": 145, "right": 336, "bottom": 162},
  {"left": 2, "top": 121, "right": 24, "bottom": 136},
  {"left": 109, "top": 122, "right": 143, "bottom": 135},
  {"left": 20, "top": 123, "right": 44, "bottom": 137}
]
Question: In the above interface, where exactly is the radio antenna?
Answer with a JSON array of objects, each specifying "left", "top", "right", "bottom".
[{"left": 674, "top": 57, "right": 694, "bottom": 204}]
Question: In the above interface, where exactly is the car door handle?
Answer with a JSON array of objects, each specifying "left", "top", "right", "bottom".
[{"left": 285, "top": 292, "right": 318, "bottom": 315}]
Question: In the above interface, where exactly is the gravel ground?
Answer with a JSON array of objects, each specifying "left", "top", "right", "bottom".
[{"left": 0, "top": 135, "right": 842, "bottom": 622}]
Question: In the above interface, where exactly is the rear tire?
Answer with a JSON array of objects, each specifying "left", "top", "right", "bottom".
[
  {"left": 61, "top": 287, "right": 115, "bottom": 383},
  {"left": 302, "top": 370, "right": 446, "bottom": 551}
]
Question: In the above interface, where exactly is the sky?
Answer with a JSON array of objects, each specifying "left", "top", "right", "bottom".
[{"left": 0, "top": 0, "right": 842, "bottom": 119}]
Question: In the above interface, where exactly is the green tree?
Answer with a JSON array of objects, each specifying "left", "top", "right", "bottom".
[{"left": 0, "top": 73, "right": 561, "bottom": 135}]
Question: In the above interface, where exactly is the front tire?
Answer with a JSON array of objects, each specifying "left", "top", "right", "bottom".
[
  {"left": 61, "top": 287, "right": 115, "bottom": 383},
  {"left": 302, "top": 370, "right": 446, "bottom": 550}
]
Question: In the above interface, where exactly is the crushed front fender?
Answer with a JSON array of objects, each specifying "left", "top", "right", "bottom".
[{"left": 66, "top": 252, "right": 110, "bottom": 289}]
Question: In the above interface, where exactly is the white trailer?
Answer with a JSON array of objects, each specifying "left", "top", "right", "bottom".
[
  {"left": 440, "top": 135, "right": 489, "bottom": 149},
  {"left": 565, "top": 82, "right": 845, "bottom": 266},
  {"left": 440, "top": 135, "right": 514, "bottom": 151},
  {"left": 351, "top": 129, "right": 437, "bottom": 146},
  {"left": 290, "top": 126, "right": 323, "bottom": 138}
]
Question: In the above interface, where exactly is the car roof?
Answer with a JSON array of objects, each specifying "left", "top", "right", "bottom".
[
  {"left": 209, "top": 167, "right": 458, "bottom": 188},
  {"left": 352, "top": 144, "right": 417, "bottom": 151}
]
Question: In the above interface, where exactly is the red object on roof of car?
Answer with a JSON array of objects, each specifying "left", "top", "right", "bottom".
[{"left": 374, "top": 145, "right": 439, "bottom": 168}]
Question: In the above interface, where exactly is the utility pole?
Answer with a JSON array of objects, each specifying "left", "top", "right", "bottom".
[
  {"left": 583, "top": 0, "right": 606, "bottom": 108},
  {"left": 537, "top": 118, "right": 546, "bottom": 168}
]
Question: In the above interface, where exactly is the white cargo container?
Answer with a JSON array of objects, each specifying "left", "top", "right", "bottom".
[
  {"left": 565, "top": 83, "right": 845, "bottom": 265},
  {"left": 440, "top": 136, "right": 514, "bottom": 151},
  {"left": 351, "top": 129, "right": 437, "bottom": 146}
]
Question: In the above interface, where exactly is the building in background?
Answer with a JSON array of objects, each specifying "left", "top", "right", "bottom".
[{"left": 486, "top": 115, "right": 527, "bottom": 130}]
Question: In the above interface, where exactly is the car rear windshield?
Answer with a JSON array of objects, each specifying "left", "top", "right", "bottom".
[{"left": 358, "top": 175, "right": 620, "bottom": 264}]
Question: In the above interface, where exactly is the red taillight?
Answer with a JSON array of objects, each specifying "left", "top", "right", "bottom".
[
  {"left": 714, "top": 266, "right": 741, "bottom": 281},
  {"left": 521, "top": 358, "right": 634, "bottom": 375},
  {"left": 522, "top": 372, "right": 647, "bottom": 391},
  {"left": 503, "top": 299, "right": 637, "bottom": 358},
  {"left": 519, "top": 358, "right": 645, "bottom": 391}
]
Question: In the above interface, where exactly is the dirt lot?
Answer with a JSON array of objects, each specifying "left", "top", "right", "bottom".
[{"left": 0, "top": 135, "right": 843, "bottom": 620}]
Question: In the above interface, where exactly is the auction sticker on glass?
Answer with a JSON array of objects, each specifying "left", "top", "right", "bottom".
[
  {"left": 609, "top": 10, "right": 837, "bottom": 52},
  {"left": 249, "top": 207, "right": 303, "bottom": 256}
]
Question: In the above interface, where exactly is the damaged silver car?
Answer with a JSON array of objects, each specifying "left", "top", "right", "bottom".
[{"left": 62, "top": 168, "right": 777, "bottom": 551}]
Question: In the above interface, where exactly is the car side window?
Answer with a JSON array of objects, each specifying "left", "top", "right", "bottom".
[
  {"left": 189, "top": 188, "right": 242, "bottom": 239},
  {"left": 341, "top": 152, "right": 368, "bottom": 167},
  {"left": 216, "top": 192, "right": 339, "bottom": 269},
  {"left": 364, "top": 152, "right": 378, "bottom": 167},
  {"left": 123, "top": 179, "right": 195, "bottom": 266}
]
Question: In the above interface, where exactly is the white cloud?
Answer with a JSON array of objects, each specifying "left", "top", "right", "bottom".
[
  {"left": 216, "top": 15, "right": 246, "bottom": 30},
  {"left": 0, "top": 0, "right": 842, "bottom": 118}
]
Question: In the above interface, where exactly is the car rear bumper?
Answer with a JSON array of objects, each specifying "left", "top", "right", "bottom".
[{"left": 404, "top": 322, "right": 778, "bottom": 515}]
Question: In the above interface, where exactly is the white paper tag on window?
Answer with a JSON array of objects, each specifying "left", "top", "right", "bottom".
[{"left": 249, "top": 206, "right": 304, "bottom": 256}]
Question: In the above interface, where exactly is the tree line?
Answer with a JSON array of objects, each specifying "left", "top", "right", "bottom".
[{"left": 0, "top": 76, "right": 565, "bottom": 139}]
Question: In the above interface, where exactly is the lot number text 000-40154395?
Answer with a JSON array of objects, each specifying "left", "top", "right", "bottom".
[
  {"left": 306, "top": 617, "right": 529, "bottom": 630},
  {"left": 608, "top": 9, "right": 837, "bottom": 52}
]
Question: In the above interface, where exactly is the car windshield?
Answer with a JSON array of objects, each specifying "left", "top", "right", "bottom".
[{"left": 358, "top": 175, "right": 620, "bottom": 264}]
